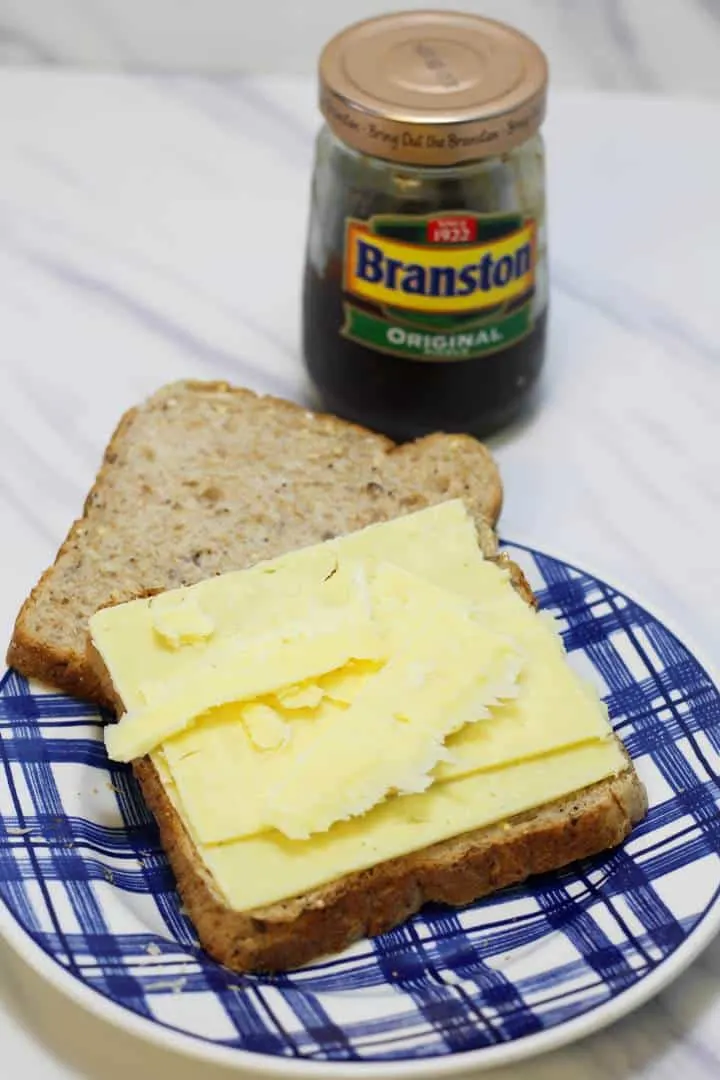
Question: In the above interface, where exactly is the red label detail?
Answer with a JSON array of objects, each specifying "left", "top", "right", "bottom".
[{"left": 426, "top": 216, "right": 478, "bottom": 244}]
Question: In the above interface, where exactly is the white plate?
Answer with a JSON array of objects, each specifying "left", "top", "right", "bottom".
[{"left": 1, "top": 542, "right": 720, "bottom": 1077}]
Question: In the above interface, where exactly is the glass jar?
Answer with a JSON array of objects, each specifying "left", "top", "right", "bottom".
[{"left": 302, "top": 11, "right": 549, "bottom": 442}]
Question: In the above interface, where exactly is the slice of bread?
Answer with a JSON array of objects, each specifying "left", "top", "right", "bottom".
[
  {"left": 132, "top": 755, "right": 646, "bottom": 973},
  {"left": 85, "top": 551, "right": 646, "bottom": 975},
  {"left": 7, "top": 381, "right": 502, "bottom": 705}
]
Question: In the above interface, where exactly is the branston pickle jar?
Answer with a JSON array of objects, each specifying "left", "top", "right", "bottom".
[{"left": 302, "top": 10, "right": 549, "bottom": 441}]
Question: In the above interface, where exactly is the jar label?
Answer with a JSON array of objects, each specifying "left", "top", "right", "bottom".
[{"left": 341, "top": 211, "right": 537, "bottom": 361}]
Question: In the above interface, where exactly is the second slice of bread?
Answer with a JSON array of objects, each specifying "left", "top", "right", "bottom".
[{"left": 8, "top": 381, "right": 502, "bottom": 705}]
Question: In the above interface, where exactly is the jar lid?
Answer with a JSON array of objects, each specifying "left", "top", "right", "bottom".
[{"left": 319, "top": 11, "right": 548, "bottom": 166}]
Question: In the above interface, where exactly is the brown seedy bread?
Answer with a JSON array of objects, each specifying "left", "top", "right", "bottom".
[
  {"left": 7, "top": 380, "right": 503, "bottom": 706},
  {"left": 84, "top": 552, "right": 646, "bottom": 976}
]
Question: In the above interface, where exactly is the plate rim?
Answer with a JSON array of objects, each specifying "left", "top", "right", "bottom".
[{"left": 1, "top": 540, "right": 719, "bottom": 1077}]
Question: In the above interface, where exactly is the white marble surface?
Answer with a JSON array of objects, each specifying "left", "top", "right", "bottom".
[
  {"left": 0, "top": 71, "right": 719, "bottom": 1078},
  {"left": 1, "top": 0, "right": 720, "bottom": 96}
]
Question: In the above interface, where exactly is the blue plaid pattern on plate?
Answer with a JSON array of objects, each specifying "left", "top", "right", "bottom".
[{"left": 1, "top": 543, "right": 720, "bottom": 1071}]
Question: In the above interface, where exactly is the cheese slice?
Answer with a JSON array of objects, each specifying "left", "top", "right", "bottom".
[
  {"left": 437, "top": 663, "right": 611, "bottom": 782},
  {"left": 155, "top": 738, "right": 627, "bottom": 912},
  {"left": 104, "top": 621, "right": 386, "bottom": 762}
]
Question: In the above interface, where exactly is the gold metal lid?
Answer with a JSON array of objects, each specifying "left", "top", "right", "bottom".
[{"left": 319, "top": 11, "right": 548, "bottom": 166}]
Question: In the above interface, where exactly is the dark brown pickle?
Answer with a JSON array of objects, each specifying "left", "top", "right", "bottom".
[{"left": 303, "top": 263, "right": 546, "bottom": 442}]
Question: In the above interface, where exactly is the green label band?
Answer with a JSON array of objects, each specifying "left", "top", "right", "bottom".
[{"left": 343, "top": 305, "right": 533, "bottom": 361}]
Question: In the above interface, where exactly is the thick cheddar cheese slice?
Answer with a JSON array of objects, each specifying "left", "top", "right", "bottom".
[
  {"left": 104, "top": 619, "right": 386, "bottom": 763},
  {"left": 156, "top": 739, "right": 627, "bottom": 912}
]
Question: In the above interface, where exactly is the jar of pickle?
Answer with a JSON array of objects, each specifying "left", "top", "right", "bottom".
[{"left": 302, "top": 11, "right": 549, "bottom": 441}]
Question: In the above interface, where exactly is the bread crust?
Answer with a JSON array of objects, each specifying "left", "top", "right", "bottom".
[
  {"left": 7, "top": 400, "right": 142, "bottom": 704},
  {"left": 7, "top": 381, "right": 503, "bottom": 704}
]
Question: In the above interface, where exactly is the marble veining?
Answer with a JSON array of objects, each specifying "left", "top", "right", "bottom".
[
  {"left": 0, "top": 0, "right": 720, "bottom": 97},
  {"left": 1, "top": 0, "right": 720, "bottom": 96},
  {"left": 0, "top": 70, "right": 718, "bottom": 1080}
]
